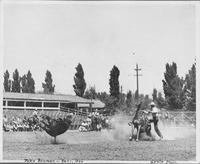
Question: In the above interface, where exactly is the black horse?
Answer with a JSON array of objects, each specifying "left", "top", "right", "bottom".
[{"left": 28, "top": 114, "right": 73, "bottom": 143}]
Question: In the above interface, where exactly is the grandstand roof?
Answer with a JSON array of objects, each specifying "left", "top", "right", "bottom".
[
  {"left": 3, "top": 92, "right": 93, "bottom": 104},
  {"left": 92, "top": 99, "right": 105, "bottom": 108},
  {"left": 78, "top": 99, "right": 105, "bottom": 108}
]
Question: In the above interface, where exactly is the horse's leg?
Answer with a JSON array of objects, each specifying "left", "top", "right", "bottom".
[
  {"left": 129, "top": 123, "right": 135, "bottom": 141},
  {"left": 145, "top": 126, "right": 153, "bottom": 141},
  {"left": 136, "top": 125, "right": 141, "bottom": 142},
  {"left": 54, "top": 137, "right": 56, "bottom": 143},
  {"left": 147, "top": 129, "right": 152, "bottom": 137}
]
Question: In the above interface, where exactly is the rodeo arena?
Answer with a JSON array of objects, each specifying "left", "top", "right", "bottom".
[{"left": 2, "top": 91, "right": 196, "bottom": 161}]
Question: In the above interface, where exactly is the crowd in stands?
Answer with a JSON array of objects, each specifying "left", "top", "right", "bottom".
[
  {"left": 3, "top": 109, "right": 41, "bottom": 132},
  {"left": 79, "top": 109, "right": 111, "bottom": 132},
  {"left": 3, "top": 115, "right": 34, "bottom": 132},
  {"left": 3, "top": 108, "right": 111, "bottom": 132}
]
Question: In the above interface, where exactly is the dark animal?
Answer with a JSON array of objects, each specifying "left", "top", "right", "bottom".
[
  {"left": 29, "top": 114, "right": 73, "bottom": 143},
  {"left": 128, "top": 103, "right": 152, "bottom": 141}
]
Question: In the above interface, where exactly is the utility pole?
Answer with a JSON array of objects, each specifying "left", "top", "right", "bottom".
[{"left": 134, "top": 63, "right": 142, "bottom": 102}]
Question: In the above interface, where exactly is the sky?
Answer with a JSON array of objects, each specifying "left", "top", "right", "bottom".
[{"left": 3, "top": 1, "right": 196, "bottom": 97}]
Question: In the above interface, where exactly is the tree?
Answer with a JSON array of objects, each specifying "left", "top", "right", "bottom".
[
  {"left": 26, "top": 71, "right": 35, "bottom": 93},
  {"left": 73, "top": 63, "right": 86, "bottom": 97},
  {"left": 183, "top": 63, "right": 196, "bottom": 111},
  {"left": 84, "top": 86, "right": 97, "bottom": 99},
  {"left": 152, "top": 88, "right": 158, "bottom": 102},
  {"left": 104, "top": 96, "right": 118, "bottom": 115},
  {"left": 162, "top": 62, "right": 184, "bottom": 109},
  {"left": 21, "top": 71, "right": 35, "bottom": 93},
  {"left": 157, "top": 92, "right": 166, "bottom": 108},
  {"left": 109, "top": 65, "right": 120, "bottom": 99},
  {"left": 11, "top": 69, "right": 21, "bottom": 92},
  {"left": 141, "top": 94, "right": 152, "bottom": 110},
  {"left": 126, "top": 90, "right": 133, "bottom": 108},
  {"left": 96, "top": 92, "right": 109, "bottom": 103},
  {"left": 42, "top": 70, "right": 55, "bottom": 94},
  {"left": 118, "top": 85, "right": 126, "bottom": 107},
  {"left": 4, "top": 70, "right": 11, "bottom": 92},
  {"left": 21, "top": 75, "right": 27, "bottom": 93},
  {"left": 134, "top": 90, "right": 138, "bottom": 101}
]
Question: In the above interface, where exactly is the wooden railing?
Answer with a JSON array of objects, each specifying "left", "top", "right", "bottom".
[{"left": 60, "top": 106, "right": 88, "bottom": 116}]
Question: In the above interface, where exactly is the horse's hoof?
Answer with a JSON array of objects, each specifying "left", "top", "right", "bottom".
[
  {"left": 136, "top": 139, "right": 139, "bottom": 142},
  {"left": 129, "top": 137, "right": 133, "bottom": 141}
]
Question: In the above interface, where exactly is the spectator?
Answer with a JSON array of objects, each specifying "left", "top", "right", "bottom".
[
  {"left": 94, "top": 109, "right": 99, "bottom": 116},
  {"left": 3, "top": 115, "right": 8, "bottom": 125},
  {"left": 79, "top": 120, "right": 88, "bottom": 132},
  {"left": 23, "top": 116, "right": 27, "bottom": 124},
  {"left": 32, "top": 109, "right": 38, "bottom": 117},
  {"left": 86, "top": 115, "right": 92, "bottom": 129}
]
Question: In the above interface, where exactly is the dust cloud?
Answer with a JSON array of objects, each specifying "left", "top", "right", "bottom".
[
  {"left": 34, "top": 114, "right": 195, "bottom": 144},
  {"left": 100, "top": 114, "right": 131, "bottom": 141},
  {"left": 158, "top": 120, "right": 196, "bottom": 140},
  {"left": 100, "top": 114, "right": 196, "bottom": 141}
]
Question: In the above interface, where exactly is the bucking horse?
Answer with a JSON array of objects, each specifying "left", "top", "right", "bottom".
[
  {"left": 128, "top": 103, "right": 153, "bottom": 141},
  {"left": 28, "top": 113, "right": 74, "bottom": 143}
]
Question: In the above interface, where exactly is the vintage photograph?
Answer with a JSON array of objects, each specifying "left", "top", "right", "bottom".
[{"left": 2, "top": 1, "right": 198, "bottom": 162}]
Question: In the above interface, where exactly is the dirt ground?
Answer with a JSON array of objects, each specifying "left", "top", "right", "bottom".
[{"left": 3, "top": 128, "right": 196, "bottom": 161}]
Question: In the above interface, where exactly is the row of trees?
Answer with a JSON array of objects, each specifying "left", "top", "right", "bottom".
[
  {"left": 3, "top": 69, "right": 55, "bottom": 94},
  {"left": 80, "top": 62, "right": 196, "bottom": 112},
  {"left": 3, "top": 61, "right": 196, "bottom": 112}
]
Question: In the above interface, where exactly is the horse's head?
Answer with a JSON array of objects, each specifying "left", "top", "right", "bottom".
[
  {"left": 136, "top": 102, "right": 142, "bottom": 110},
  {"left": 39, "top": 114, "right": 49, "bottom": 120},
  {"left": 132, "top": 102, "right": 142, "bottom": 121},
  {"left": 63, "top": 114, "right": 73, "bottom": 125}
]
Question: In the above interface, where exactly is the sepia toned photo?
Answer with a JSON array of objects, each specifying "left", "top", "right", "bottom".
[{"left": 1, "top": 1, "right": 199, "bottom": 163}]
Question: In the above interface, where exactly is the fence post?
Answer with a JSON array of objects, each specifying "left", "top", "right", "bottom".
[{"left": 181, "top": 112, "right": 184, "bottom": 124}]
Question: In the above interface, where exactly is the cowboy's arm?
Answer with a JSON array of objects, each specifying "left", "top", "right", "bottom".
[{"left": 143, "top": 109, "right": 152, "bottom": 114}]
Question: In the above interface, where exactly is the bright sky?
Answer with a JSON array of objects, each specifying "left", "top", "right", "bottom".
[{"left": 3, "top": 2, "right": 196, "bottom": 97}]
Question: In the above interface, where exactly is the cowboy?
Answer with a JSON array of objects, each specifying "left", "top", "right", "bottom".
[
  {"left": 94, "top": 109, "right": 99, "bottom": 116},
  {"left": 149, "top": 102, "right": 163, "bottom": 140}
]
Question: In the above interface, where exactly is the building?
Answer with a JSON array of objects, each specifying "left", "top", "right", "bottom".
[
  {"left": 77, "top": 99, "right": 105, "bottom": 113},
  {"left": 3, "top": 92, "right": 93, "bottom": 117}
]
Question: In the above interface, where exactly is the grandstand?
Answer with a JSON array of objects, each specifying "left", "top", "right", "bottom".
[
  {"left": 3, "top": 92, "right": 90, "bottom": 121},
  {"left": 3, "top": 92, "right": 106, "bottom": 130},
  {"left": 3, "top": 92, "right": 93, "bottom": 111}
]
